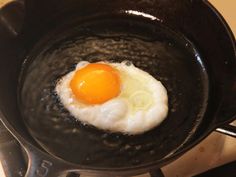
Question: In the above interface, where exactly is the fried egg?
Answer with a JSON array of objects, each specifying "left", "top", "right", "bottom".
[{"left": 55, "top": 61, "right": 168, "bottom": 134}]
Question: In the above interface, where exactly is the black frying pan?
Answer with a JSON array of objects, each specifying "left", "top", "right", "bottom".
[{"left": 0, "top": 0, "right": 235, "bottom": 177}]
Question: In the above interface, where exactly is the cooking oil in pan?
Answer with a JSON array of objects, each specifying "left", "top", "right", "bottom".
[{"left": 19, "top": 13, "right": 208, "bottom": 168}]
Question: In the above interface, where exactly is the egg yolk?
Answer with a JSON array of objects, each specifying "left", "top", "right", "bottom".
[{"left": 70, "top": 63, "right": 121, "bottom": 104}]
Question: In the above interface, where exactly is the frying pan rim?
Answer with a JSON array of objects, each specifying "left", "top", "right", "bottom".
[
  {"left": 0, "top": 111, "right": 220, "bottom": 174},
  {"left": 205, "top": 1, "right": 236, "bottom": 56},
  {"left": 0, "top": 0, "right": 236, "bottom": 174}
]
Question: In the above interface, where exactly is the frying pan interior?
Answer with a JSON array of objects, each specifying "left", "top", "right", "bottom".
[
  {"left": 18, "top": 14, "right": 208, "bottom": 168},
  {"left": 0, "top": 0, "right": 235, "bottom": 171}
]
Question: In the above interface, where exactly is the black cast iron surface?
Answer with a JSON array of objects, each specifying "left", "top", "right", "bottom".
[{"left": 19, "top": 14, "right": 208, "bottom": 167}]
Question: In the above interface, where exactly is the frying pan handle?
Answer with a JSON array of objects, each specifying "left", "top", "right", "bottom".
[
  {"left": 0, "top": 121, "right": 26, "bottom": 177},
  {"left": 215, "top": 124, "right": 236, "bottom": 138},
  {"left": 24, "top": 144, "right": 74, "bottom": 177}
]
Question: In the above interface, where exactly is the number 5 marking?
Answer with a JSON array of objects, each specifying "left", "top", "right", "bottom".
[{"left": 36, "top": 160, "right": 53, "bottom": 177}]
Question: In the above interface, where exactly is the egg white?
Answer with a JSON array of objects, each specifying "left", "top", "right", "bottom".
[{"left": 55, "top": 61, "right": 168, "bottom": 135}]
